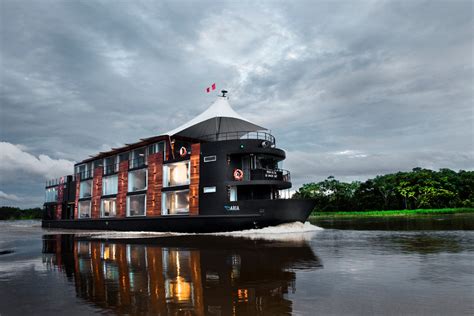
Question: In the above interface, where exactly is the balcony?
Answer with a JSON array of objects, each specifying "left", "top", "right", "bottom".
[{"left": 199, "top": 131, "right": 275, "bottom": 145}]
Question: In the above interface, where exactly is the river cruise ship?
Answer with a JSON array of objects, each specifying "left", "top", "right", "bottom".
[{"left": 42, "top": 91, "right": 316, "bottom": 232}]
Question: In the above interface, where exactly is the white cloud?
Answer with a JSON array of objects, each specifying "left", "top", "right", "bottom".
[
  {"left": 0, "top": 190, "right": 21, "bottom": 202},
  {"left": 0, "top": 141, "right": 75, "bottom": 180}
]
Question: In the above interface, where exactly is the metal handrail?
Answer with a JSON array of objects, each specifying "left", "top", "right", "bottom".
[{"left": 199, "top": 131, "right": 276, "bottom": 145}]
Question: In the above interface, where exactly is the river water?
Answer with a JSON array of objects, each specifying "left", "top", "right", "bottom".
[{"left": 0, "top": 218, "right": 473, "bottom": 315}]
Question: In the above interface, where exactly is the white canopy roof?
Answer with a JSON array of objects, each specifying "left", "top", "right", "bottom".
[{"left": 165, "top": 96, "right": 266, "bottom": 140}]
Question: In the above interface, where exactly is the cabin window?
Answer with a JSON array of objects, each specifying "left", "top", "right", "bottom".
[
  {"left": 163, "top": 161, "right": 190, "bottom": 187},
  {"left": 229, "top": 186, "right": 237, "bottom": 201},
  {"left": 76, "top": 164, "right": 85, "bottom": 175},
  {"left": 78, "top": 201, "right": 91, "bottom": 218},
  {"left": 79, "top": 180, "right": 92, "bottom": 198},
  {"left": 45, "top": 187, "right": 58, "bottom": 202},
  {"left": 103, "top": 156, "right": 117, "bottom": 174},
  {"left": 128, "top": 169, "right": 147, "bottom": 192},
  {"left": 204, "top": 155, "right": 217, "bottom": 162},
  {"left": 203, "top": 186, "right": 216, "bottom": 193},
  {"left": 162, "top": 190, "right": 189, "bottom": 215},
  {"left": 127, "top": 194, "right": 146, "bottom": 216},
  {"left": 102, "top": 175, "right": 118, "bottom": 195},
  {"left": 130, "top": 147, "right": 146, "bottom": 169},
  {"left": 101, "top": 198, "right": 116, "bottom": 217}
]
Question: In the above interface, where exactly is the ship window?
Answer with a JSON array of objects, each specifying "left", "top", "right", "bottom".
[
  {"left": 103, "top": 156, "right": 117, "bottom": 174},
  {"left": 163, "top": 161, "right": 190, "bottom": 187},
  {"left": 79, "top": 180, "right": 92, "bottom": 198},
  {"left": 162, "top": 190, "right": 189, "bottom": 215},
  {"left": 102, "top": 175, "right": 118, "bottom": 195},
  {"left": 101, "top": 198, "right": 116, "bottom": 217},
  {"left": 203, "top": 186, "right": 216, "bottom": 193},
  {"left": 78, "top": 201, "right": 91, "bottom": 218},
  {"left": 128, "top": 169, "right": 147, "bottom": 192},
  {"left": 229, "top": 186, "right": 237, "bottom": 201},
  {"left": 130, "top": 148, "right": 147, "bottom": 168},
  {"left": 45, "top": 187, "right": 58, "bottom": 202},
  {"left": 203, "top": 155, "right": 217, "bottom": 162},
  {"left": 127, "top": 194, "right": 146, "bottom": 217},
  {"left": 76, "top": 164, "right": 86, "bottom": 175}
]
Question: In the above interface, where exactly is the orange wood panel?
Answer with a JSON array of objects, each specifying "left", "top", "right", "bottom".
[
  {"left": 117, "top": 161, "right": 129, "bottom": 217},
  {"left": 146, "top": 153, "right": 163, "bottom": 216},
  {"left": 91, "top": 167, "right": 103, "bottom": 218},
  {"left": 189, "top": 143, "right": 201, "bottom": 215}
]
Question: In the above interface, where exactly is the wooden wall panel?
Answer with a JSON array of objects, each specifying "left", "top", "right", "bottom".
[
  {"left": 117, "top": 161, "right": 129, "bottom": 218},
  {"left": 91, "top": 167, "right": 103, "bottom": 218},
  {"left": 147, "top": 153, "right": 163, "bottom": 216},
  {"left": 189, "top": 143, "right": 200, "bottom": 215}
]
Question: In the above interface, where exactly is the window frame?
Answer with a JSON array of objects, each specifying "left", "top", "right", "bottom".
[
  {"left": 101, "top": 197, "right": 117, "bottom": 218},
  {"left": 78, "top": 200, "right": 92, "bottom": 219},
  {"left": 128, "top": 169, "right": 148, "bottom": 192},
  {"left": 126, "top": 194, "right": 147, "bottom": 217}
]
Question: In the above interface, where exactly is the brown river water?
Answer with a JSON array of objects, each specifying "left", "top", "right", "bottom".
[{"left": 0, "top": 217, "right": 473, "bottom": 315}]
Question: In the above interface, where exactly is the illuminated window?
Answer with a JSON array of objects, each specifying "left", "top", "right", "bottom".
[
  {"left": 45, "top": 187, "right": 58, "bottom": 202},
  {"left": 101, "top": 198, "right": 116, "bottom": 217},
  {"left": 102, "top": 175, "right": 118, "bottom": 195},
  {"left": 162, "top": 190, "right": 189, "bottom": 215},
  {"left": 128, "top": 169, "right": 147, "bottom": 192},
  {"left": 163, "top": 161, "right": 190, "bottom": 187},
  {"left": 79, "top": 180, "right": 92, "bottom": 198},
  {"left": 78, "top": 201, "right": 91, "bottom": 218},
  {"left": 127, "top": 194, "right": 146, "bottom": 216},
  {"left": 203, "top": 186, "right": 216, "bottom": 193}
]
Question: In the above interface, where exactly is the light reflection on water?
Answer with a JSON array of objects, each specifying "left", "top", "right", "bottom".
[{"left": 41, "top": 234, "right": 321, "bottom": 315}]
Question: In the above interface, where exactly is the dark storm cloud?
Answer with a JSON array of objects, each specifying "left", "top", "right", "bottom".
[{"left": 0, "top": 0, "right": 472, "bottom": 206}]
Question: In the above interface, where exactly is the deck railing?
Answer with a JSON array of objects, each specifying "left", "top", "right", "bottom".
[{"left": 199, "top": 131, "right": 276, "bottom": 145}]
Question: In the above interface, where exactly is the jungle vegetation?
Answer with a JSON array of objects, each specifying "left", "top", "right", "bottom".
[{"left": 294, "top": 168, "right": 474, "bottom": 212}]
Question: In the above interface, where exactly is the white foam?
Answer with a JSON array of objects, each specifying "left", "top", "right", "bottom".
[{"left": 209, "top": 221, "right": 323, "bottom": 241}]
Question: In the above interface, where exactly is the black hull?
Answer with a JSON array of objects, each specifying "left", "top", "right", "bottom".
[{"left": 42, "top": 199, "right": 316, "bottom": 233}]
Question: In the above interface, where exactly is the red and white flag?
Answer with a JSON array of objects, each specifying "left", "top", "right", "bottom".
[{"left": 206, "top": 83, "right": 216, "bottom": 93}]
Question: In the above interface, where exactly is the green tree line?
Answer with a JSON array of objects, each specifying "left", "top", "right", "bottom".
[
  {"left": 293, "top": 168, "right": 474, "bottom": 212},
  {"left": 0, "top": 206, "right": 42, "bottom": 220}
]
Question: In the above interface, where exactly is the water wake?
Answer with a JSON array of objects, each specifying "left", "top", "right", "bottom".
[{"left": 79, "top": 221, "right": 323, "bottom": 241}]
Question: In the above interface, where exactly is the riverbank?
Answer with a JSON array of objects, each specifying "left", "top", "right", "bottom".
[{"left": 310, "top": 207, "right": 474, "bottom": 219}]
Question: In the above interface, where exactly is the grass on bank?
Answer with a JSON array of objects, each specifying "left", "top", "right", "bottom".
[{"left": 310, "top": 208, "right": 474, "bottom": 218}]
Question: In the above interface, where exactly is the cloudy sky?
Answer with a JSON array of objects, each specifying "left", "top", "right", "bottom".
[{"left": 1, "top": 0, "right": 473, "bottom": 207}]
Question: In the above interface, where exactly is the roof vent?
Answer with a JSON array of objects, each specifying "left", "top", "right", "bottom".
[{"left": 221, "top": 90, "right": 228, "bottom": 97}]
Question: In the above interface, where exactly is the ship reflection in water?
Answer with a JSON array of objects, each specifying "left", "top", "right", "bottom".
[{"left": 42, "top": 234, "right": 321, "bottom": 315}]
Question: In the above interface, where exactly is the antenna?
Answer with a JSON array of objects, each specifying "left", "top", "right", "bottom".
[{"left": 221, "top": 90, "right": 228, "bottom": 97}]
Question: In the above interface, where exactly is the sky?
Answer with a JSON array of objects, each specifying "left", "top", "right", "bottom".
[{"left": 0, "top": 0, "right": 473, "bottom": 208}]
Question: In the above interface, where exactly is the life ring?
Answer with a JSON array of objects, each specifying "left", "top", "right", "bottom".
[
  {"left": 179, "top": 146, "right": 187, "bottom": 157},
  {"left": 233, "top": 169, "right": 244, "bottom": 181}
]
